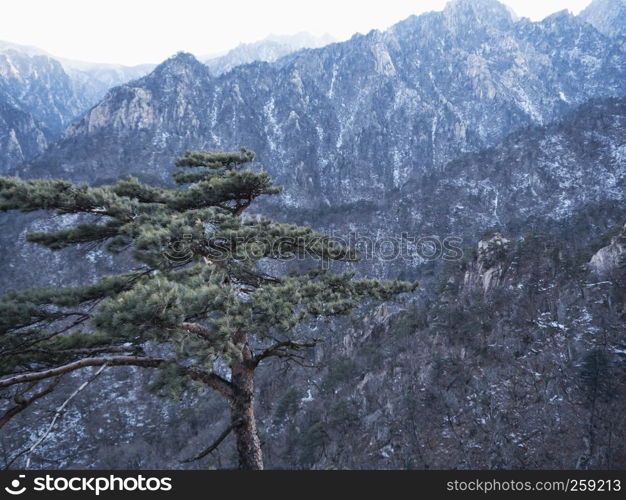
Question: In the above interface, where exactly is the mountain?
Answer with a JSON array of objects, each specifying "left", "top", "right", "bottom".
[
  {"left": 0, "top": 31, "right": 334, "bottom": 172},
  {"left": 6, "top": 222, "right": 625, "bottom": 469},
  {"left": 0, "top": 41, "right": 154, "bottom": 172},
  {"left": 59, "top": 59, "right": 155, "bottom": 108},
  {"left": 0, "top": 98, "right": 48, "bottom": 171},
  {"left": 271, "top": 96, "right": 626, "bottom": 282},
  {"left": 24, "top": 0, "right": 626, "bottom": 209},
  {"left": 0, "top": 46, "right": 86, "bottom": 172},
  {"left": 580, "top": 0, "right": 626, "bottom": 39},
  {"left": 6, "top": 94, "right": 626, "bottom": 467},
  {"left": 395, "top": 97, "right": 626, "bottom": 236},
  {"left": 203, "top": 32, "right": 335, "bottom": 75},
  {"left": 0, "top": 48, "right": 87, "bottom": 135},
  {"left": 4, "top": 96, "right": 625, "bottom": 295},
  {"left": 1, "top": 0, "right": 626, "bottom": 470},
  {"left": 0, "top": 39, "right": 155, "bottom": 105}
]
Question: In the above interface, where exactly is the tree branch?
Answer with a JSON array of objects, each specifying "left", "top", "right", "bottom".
[
  {"left": 0, "top": 378, "right": 61, "bottom": 429},
  {"left": 0, "top": 356, "right": 165, "bottom": 388},
  {"left": 23, "top": 363, "right": 108, "bottom": 468},
  {"left": 0, "top": 346, "right": 235, "bottom": 404},
  {"left": 180, "top": 419, "right": 242, "bottom": 463},
  {"left": 253, "top": 340, "right": 317, "bottom": 367},
  {"left": 182, "top": 368, "right": 233, "bottom": 400},
  {"left": 23, "top": 345, "right": 135, "bottom": 357},
  {"left": 180, "top": 322, "right": 217, "bottom": 342}
]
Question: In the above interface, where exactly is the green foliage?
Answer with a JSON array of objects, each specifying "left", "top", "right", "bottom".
[
  {"left": 174, "top": 149, "right": 255, "bottom": 169},
  {"left": 579, "top": 349, "right": 614, "bottom": 403},
  {"left": 0, "top": 273, "right": 139, "bottom": 332},
  {"left": 273, "top": 388, "right": 302, "bottom": 423},
  {"left": 297, "top": 422, "right": 328, "bottom": 467},
  {"left": 148, "top": 362, "right": 204, "bottom": 401},
  {"left": 0, "top": 149, "right": 416, "bottom": 388},
  {"left": 27, "top": 221, "right": 123, "bottom": 250}
]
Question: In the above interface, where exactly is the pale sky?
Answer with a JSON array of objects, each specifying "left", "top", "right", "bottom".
[{"left": 1, "top": 0, "right": 593, "bottom": 66}]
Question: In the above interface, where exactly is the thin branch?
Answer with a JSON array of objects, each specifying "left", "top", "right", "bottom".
[
  {"left": 0, "top": 356, "right": 165, "bottom": 388},
  {"left": 23, "top": 364, "right": 108, "bottom": 468},
  {"left": 180, "top": 419, "right": 242, "bottom": 463},
  {"left": 0, "top": 314, "right": 91, "bottom": 356},
  {"left": 0, "top": 354, "right": 234, "bottom": 402},
  {"left": 21, "top": 345, "right": 135, "bottom": 357},
  {"left": 180, "top": 322, "right": 218, "bottom": 343},
  {"left": 182, "top": 367, "right": 233, "bottom": 400},
  {"left": 0, "top": 378, "right": 61, "bottom": 429},
  {"left": 253, "top": 340, "right": 317, "bottom": 367},
  {"left": 4, "top": 365, "right": 106, "bottom": 469}
]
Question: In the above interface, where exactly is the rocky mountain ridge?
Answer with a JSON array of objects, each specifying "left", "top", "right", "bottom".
[
  {"left": 21, "top": 0, "right": 626, "bottom": 211},
  {"left": 204, "top": 32, "right": 336, "bottom": 75}
]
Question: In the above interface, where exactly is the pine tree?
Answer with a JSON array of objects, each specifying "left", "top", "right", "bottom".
[{"left": 0, "top": 149, "right": 416, "bottom": 469}]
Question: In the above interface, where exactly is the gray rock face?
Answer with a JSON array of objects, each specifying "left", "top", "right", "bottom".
[
  {"left": 580, "top": 0, "right": 626, "bottom": 38},
  {"left": 0, "top": 42, "right": 154, "bottom": 171},
  {"left": 0, "top": 48, "right": 87, "bottom": 172},
  {"left": 589, "top": 223, "right": 626, "bottom": 277},
  {"left": 392, "top": 97, "right": 626, "bottom": 238},
  {"left": 60, "top": 61, "right": 155, "bottom": 109},
  {"left": 24, "top": 0, "right": 626, "bottom": 209},
  {"left": 0, "top": 50, "right": 87, "bottom": 136},
  {"left": 463, "top": 233, "right": 511, "bottom": 293},
  {"left": 0, "top": 98, "right": 49, "bottom": 172}
]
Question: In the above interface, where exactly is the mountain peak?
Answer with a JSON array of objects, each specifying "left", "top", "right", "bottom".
[
  {"left": 158, "top": 51, "right": 202, "bottom": 70},
  {"left": 579, "top": 0, "right": 626, "bottom": 38},
  {"left": 544, "top": 9, "right": 576, "bottom": 21},
  {"left": 443, "top": 0, "right": 516, "bottom": 25},
  {"left": 203, "top": 33, "right": 335, "bottom": 75},
  {"left": 147, "top": 51, "right": 209, "bottom": 82}
]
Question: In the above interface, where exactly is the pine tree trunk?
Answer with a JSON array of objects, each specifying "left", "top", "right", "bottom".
[{"left": 230, "top": 332, "right": 264, "bottom": 470}]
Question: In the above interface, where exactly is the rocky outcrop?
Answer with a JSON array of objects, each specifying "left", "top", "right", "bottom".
[
  {"left": 0, "top": 49, "right": 87, "bottom": 136},
  {"left": 463, "top": 233, "right": 511, "bottom": 293},
  {"left": 589, "top": 223, "right": 626, "bottom": 277},
  {"left": 0, "top": 98, "right": 49, "bottom": 173},
  {"left": 580, "top": 0, "right": 626, "bottom": 39}
]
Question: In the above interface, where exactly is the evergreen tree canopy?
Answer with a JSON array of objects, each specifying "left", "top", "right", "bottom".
[{"left": 0, "top": 149, "right": 416, "bottom": 469}]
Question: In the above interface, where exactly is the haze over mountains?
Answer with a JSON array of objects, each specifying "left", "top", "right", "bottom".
[
  {"left": 0, "top": 31, "right": 335, "bottom": 172},
  {"left": 0, "top": 0, "right": 625, "bottom": 469},
  {"left": 5, "top": 0, "right": 623, "bottom": 201},
  {"left": 203, "top": 32, "right": 337, "bottom": 75}
]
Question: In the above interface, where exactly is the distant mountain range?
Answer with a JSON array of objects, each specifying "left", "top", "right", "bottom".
[
  {"left": 0, "top": 31, "right": 336, "bottom": 173},
  {"left": 203, "top": 32, "right": 336, "bottom": 75},
  {"left": 16, "top": 0, "right": 625, "bottom": 207}
]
